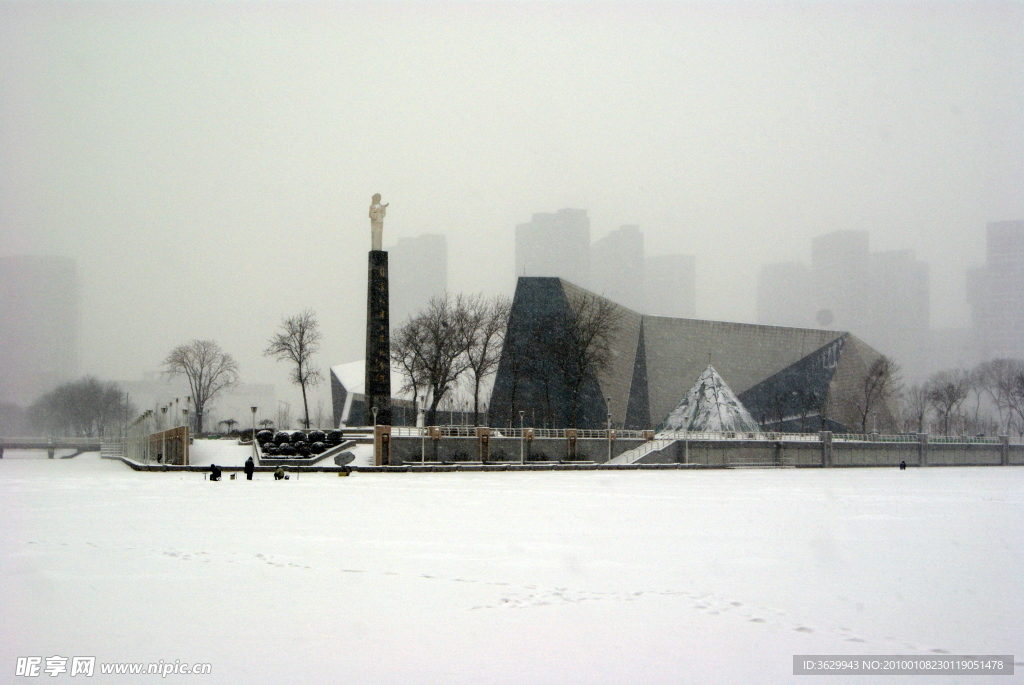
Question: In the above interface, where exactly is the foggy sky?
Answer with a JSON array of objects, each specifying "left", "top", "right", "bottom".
[{"left": 2, "top": 1, "right": 1022, "bottom": 410}]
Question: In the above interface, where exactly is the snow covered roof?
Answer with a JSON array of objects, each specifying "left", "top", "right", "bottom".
[{"left": 658, "top": 365, "right": 762, "bottom": 433}]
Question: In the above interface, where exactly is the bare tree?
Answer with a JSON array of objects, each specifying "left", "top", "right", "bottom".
[
  {"left": 391, "top": 294, "right": 472, "bottom": 426},
  {"left": 162, "top": 339, "right": 239, "bottom": 434},
  {"left": 927, "top": 369, "right": 970, "bottom": 436},
  {"left": 461, "top": 294, "right": 511, "bottom": 426},
  {"left": 976, "top": 359, "right": 1024, "bottom": 434},
  {"left": 26, "top": 376, "right": 132, "bottom": 438},
  {"left": 855, "top": 356, "right": 902, "bottom": 433},
  {"left": 900, "top": 383, "right": 930, "bottom": 434},
  {"left": 264, "top": 309, "right": 323, "bottom": 431},
  {"left": 550, "top": 292, "right": 623, "bottom": 428},
  {"left": 219, "top": 418, "right": 239, "bottom": 434},
  {"left": 391, "top": 316, "right": 429, "bottom": 416}
]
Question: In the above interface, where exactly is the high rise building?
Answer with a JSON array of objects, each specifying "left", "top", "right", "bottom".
[
  {"left": 811, "top": 230, "right": 870, "bottom": 331},
  {"left": 0, "top": 256, "right": 80, "bottom": 405},
  {"left": 867, "top": 249, "right": 929, "bottom": 371},
  {"left": 514, "top": 208, "right": 591, "bottom": 287},
  {"left": 757, "top": 262, "right": 812, "bottom": 328},
  {"left": 591, "top": 225, "right": 644, "bottom": 311},
  {"left": 968, "top": 220, "right": 1024, "bottom": 360},
  {"left": 646, "top": 254, "right": 696, "bottom": 318},
  {"left": 756, "top": 232, "right": 930, "bottom": 371},
  {"left": 387, "top": 234, "right": 447, "bottom": 327}
]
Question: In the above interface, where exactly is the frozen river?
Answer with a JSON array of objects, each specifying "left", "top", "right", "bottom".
[{"left": 2, "top": 453, "right": 1020, "bottom": 683}]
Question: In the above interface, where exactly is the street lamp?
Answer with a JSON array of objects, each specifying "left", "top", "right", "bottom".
[
  {"left": 606, "top": 397, "right": 613, "bottom": 463},
  {"left": 519, "top": 410, "right": 525, "bottom": 463},
  {"left": 251, "top": 406, "right": 258, "bottom": 461},
  {"left": 161, "top": 406, "right": 168, "bottom": 464},
  {"left": 372, "top": 406, "right": 378, "bottom": 428}
]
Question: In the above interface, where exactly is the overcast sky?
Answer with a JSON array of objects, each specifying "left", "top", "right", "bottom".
[{"left": 2, "top": 1, "right": 1022, "bottom": 410}]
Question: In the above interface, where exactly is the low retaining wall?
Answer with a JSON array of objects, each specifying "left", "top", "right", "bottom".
[{"left": 386, "top": 436, "right": 645, "bottom": 464}]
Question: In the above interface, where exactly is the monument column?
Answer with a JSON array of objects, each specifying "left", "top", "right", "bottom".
[{"left": 365, "top": 193, "right": 392, "bottom": 426}]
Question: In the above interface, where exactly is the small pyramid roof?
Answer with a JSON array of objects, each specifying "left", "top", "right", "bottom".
[{"left": 657, "top": 365, "right": 762, "bottom": 433}]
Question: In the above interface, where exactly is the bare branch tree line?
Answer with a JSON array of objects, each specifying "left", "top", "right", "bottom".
[
  {"left": 391, "top": 293, "right": 511, "bottom": 426},
  {"left": 24, "top": 376, "right": 134, "bottom": 438},
  {"left": 899, "top": 359, "right": 1024, "bottom": 437}
]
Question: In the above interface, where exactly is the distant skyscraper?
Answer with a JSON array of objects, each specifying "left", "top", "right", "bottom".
[
  {"left": 757, "top": 261, "right": 812, "bottom": 328},
  {"left": 646, "top": 254, "right": 696, "bottom": 318},
  {"left": 968, "top": 220, "right": 1024, "bottom": 360},
  {"left": 387, "top": 234, "right": 447, "bottom": 327},
  {"left": 591, "top": 225, "right": 645, "bottom": 311},
  {"left": 812, "top": 230, "right": 870, "bottom": 331},
  {"left": 514, "top": 208, "right": 591, "bottom": 287},
  {"left": 868, "top": 249, "right": 929, "bottom": 368},
  {"left": 0, "top": 256, "right": 79, "bottom": 405},
  {"left": 757, "top": 232, "right": 930, "bottom": 372}
]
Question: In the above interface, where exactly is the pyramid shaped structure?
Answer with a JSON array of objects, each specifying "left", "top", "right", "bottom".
[{"left": 658, "top": 365, "right": 762, "bottom": 433}]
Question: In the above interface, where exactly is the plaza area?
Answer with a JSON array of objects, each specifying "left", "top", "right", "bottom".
[{"left": 1, "top": 453, "right": 1021, "bottom": 684}]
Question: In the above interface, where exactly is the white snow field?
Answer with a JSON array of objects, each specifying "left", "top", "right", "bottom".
[{"left": 1, "top": 453, "right": 1021, "bottom": 684}]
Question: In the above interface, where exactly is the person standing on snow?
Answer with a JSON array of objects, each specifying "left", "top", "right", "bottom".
[{"left": 245, "top": 456, "right": 255, "bottom": 480}]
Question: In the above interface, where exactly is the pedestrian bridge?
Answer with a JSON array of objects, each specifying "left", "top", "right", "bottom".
[{"left": 0, "top": 437, "right": 103, "bottom": 458}]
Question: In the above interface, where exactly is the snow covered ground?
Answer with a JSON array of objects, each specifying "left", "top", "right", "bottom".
[{"left": 1, "top": 453, "right": 1020, "bottom": 684}]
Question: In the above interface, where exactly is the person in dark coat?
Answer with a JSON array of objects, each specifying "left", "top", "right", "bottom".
[
  {"left": 899, "top": 460, "right": 906, "bottom": 470},
  {"left": 244, "top": 456, "right": 255, "bottom": 480},
  {"left": 210, "top": 463, "right": 222, "bottom": 481}
]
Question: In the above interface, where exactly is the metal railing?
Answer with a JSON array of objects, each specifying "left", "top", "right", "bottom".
[
  {"left": 832, "top": 433, "right": 919, "bottom": 443},
  {"left": 655, "top": 430, "right": 820, "bottom": 442},
  {"left": 388, "top": 426, "right": 649, "bottom": 439}
]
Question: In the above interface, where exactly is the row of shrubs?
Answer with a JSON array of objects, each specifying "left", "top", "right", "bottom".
[{"left": 256, "top": 430, "right": 344, "bottom": 446}]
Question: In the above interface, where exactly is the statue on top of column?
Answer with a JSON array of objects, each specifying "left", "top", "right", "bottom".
[{"left": 369, "top": 193, "right": 388, "bottom": 251}]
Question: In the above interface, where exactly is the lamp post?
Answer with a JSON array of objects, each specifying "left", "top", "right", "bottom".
[
  {"left": 251, "top": 406, "right": 258, "bottom": 461},
  {"left": 161, "top": 406, "right": 168, "bottom": 464},
  {"left": 606, "top": 397, "right": 613, "bottom": 463},
  {"left": 372, "top": 406, "right": 378, "bottom": 428},
  {"left": 519, "top": 410, "right": 525, "bottom": 463}
]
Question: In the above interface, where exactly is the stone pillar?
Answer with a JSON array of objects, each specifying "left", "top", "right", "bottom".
[
  {"left": 364, "top": 250, "right": 392, "bottom": 426},
  {"left": 374, "top": 424, "right": 392, "bottom": 466},
  {"left": 918, "top": 432, "right": 928, "bottom": 467},
  {"left": 819, "top": 431, "right": 832, "bottom": 467},
  {"left": 999, "top": 435, "right": 1009, "bottom": 466},
  {"left": 477, "top": 427, "right": 491, "bottom": 462}
]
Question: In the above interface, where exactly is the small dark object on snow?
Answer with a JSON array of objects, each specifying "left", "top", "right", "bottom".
[
  {"left": 334, "top": 452, "right": 355, "bottom": 466},
  {"left": 899, "top": 460, "right": 906, "bottom": 470},
  {"left": 245, "top": 456, "right": 255, "bottom": 480},
  {"left": 210, "top": 464, "right": 222, "bottom": 481},
  {"left": 274, "top": 466, "right": 285, "bottom": 480}
]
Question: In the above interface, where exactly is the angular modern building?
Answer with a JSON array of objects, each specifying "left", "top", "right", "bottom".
[{"left": 489, "top": 277, "right": 898, "bottom": 433}]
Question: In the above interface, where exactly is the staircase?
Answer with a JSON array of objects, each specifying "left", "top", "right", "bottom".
[{"left": 607, "top": 439, "right": 675, "bottom": 465}]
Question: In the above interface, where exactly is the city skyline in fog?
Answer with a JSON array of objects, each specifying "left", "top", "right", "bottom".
[{"left": 2, "top": 1, "right": 1022, "bottom": 409}]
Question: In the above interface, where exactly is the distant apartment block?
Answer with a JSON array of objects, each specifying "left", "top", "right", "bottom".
[
  {"left": 591, "top": 225, "right": 645, "bottom": 311},
  {"left": 968, "top": 220, "right": 1024, "bottom": 360},
  {"left": 757, "top": 262, "right": 812, "bottom": 328},
  {"left": 757, "top": 231, "right": 929, "bottom": 371},
  {"left": 0, "top": 255, "right": 80, "bottom": 405},
  {"left": 646, "top": 254, "right": 696, "bottom": 318},
  {"left": 388, "top": 234, "right": 447, "bottom": 327},
  {"left": 514, "top": 209, "right": 591, "bottom": 287}
]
